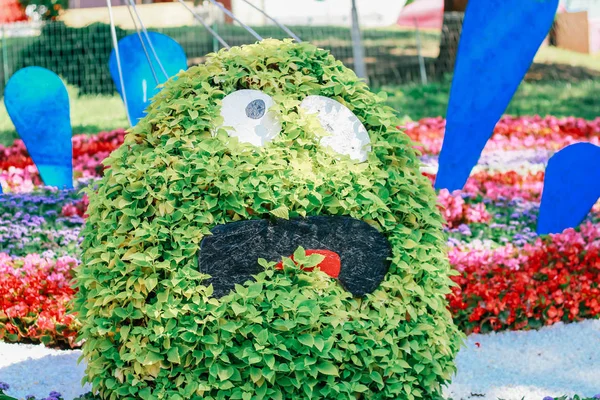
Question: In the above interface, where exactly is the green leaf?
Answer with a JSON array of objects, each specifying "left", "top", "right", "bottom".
[
  {"left": 221, "top": 321, "right": 240, "bottom": 333},
  {"left": 316, "top": 362, "right": 338, "bottom": 376},
  {"left": 404, "top": 239, "right": 417, "bottom": 249},
  {"left": 293, "top": 246, "right": 306, "bottom": 263},
  {"left": 304, "top": 253, "right": 325, "bottom": 268},
  {"left": 314, "top": 337, "right": 325, "bottom": 352},
  {"left": 231, "top": 302, "right": 247, "bottom": 315},
  {"left": 143, "top": 351, "right": 163, "bottom": 365},
  {"left": 258, "top": 258, "right": 276, "bottom": 269},
  {"left": 217, "top": 366, "right": 235, "bottom": 381},
  {"left": 145, "top": 276, "right": 158, "bottom": 291},
  {"left": 270, "top": 205, "right": 289, "bottom": 220},
  {"left": 297, "top": 334, "right": 314, "bottom": 347},
  {"left": 247, "top": 283, "right": 263, "bottom": 297},
  {"left": 167, "top": 347, "right": 181, "bottom": 364}
]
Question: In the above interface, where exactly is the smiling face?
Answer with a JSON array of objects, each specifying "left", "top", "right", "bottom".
[{"left": 75, "top": 39, "right": 462, "bottom": 399}]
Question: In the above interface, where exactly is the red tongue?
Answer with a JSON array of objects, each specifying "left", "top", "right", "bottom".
[{"left": 275, "top": 249, "right": 341, "bottom": 278}]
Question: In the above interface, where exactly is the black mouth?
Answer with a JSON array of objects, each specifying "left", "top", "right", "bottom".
[{"left": 198, "top": 216, "right": 391, "bottom": 298}]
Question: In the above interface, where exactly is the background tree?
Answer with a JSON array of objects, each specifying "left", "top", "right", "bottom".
[
  {"left": 18, "top": 0, "right": 68, "bottom": 21},
  {"left": 437, "top": 0, "right": 468, "bottom": 75}
]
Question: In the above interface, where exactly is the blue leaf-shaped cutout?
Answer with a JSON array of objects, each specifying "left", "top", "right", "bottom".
[
  {"left": 537, "top": 143, "right": 600, "bottom": 235},
  {"left": 109, "top": 32, "right": 187, "bottom": 126},
  {"left": 4, "top": 66, "right": 73, "bottom": 189},
  {"left": 435, "top": 0, "right": 559, "bottom": 191}
]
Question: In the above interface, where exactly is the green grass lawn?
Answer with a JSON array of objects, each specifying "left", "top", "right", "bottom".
[{"left": 387, "top": 78, "right": 600, "bottom": 121}]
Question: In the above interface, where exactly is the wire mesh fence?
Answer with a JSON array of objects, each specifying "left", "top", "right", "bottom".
[{"left": 0, "top": 14, "right": 465, "bottom": 95}]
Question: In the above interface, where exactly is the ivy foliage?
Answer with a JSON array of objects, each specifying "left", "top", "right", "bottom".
[{"left": 73, "top": 39, "right": 463, "bottom": 400}]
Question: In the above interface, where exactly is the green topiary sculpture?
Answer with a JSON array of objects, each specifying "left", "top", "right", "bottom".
[{"left": 74, "top": 39, "right": 462, "bottom": 400}]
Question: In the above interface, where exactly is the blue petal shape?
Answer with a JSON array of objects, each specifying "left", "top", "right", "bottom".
[
  {"left": 435, "top": 0, "right": 559, "bottom": 191},
  {"left": 4, "top": 66, "right": 73, "bottom": 189},
  {"left": 109, "top": 32, "right": 187, "bottom": 125},
  {"left": 537, "top": 143, "right": 600, "bottom": 235}
]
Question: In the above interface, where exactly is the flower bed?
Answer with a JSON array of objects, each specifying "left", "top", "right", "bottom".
[
  {"left": 450, "top": 223, "right": 600, "bottom": 333},
  {"left": 0, "top": 254, "right": 79, "bottom": 348},
  {"left": 0, "top": 382, "right": 93, "bottom": 400},
  {"left": 0, "top": 117, "right": 599, "bottom": 347},
  {"left": 0, "top": 130, "right": 125, "bottom": 192},
  {"left": 0, "top": 380, "right": 597, "bottom": 400},
  {"left": 404, "top": 115, "right": 600, "bottom": 155}
]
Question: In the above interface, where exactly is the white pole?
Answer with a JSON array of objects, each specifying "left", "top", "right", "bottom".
[
  {"left": 127, "top": 0, "right": 169, "bottom": 80},
  {"left": 415, "top": 18, "right": 428, "bottom": 84},
  {"left": 240, "top": 0, "right": 302, "bottom": 42},
  {"left": 178, "top": 0, "right": 231, "bottom": 49},
  {"left": 350, "top": 0, "right": 367, "bottom": 81},
  {"left": 208, "top": 0, "right": 263, "bottom": 41},
  {"left": 107, "top": 0, "right": 132, "bottom": 126}
]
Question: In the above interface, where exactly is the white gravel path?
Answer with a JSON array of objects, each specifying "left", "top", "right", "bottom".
[
  {"left": 445, "top": 319, "right": 600, "bottom": 400},
  {"left": 0, "top": 343, "right": 90, "bottom": 399},
  {"left": 1, "top": 320, "right": 599, "bottom": 400}
]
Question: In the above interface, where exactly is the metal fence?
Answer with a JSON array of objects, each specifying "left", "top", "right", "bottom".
[{"left": 0, "top": 14, "right": 465, "bottom": 95}]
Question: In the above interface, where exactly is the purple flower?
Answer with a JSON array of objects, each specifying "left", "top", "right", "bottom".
[
  {"left": 456, "top": 224, "right": 472, "bottom": 236},
  {"left": 49, "top": 391, "right": 62, "bottom": 398},
  {"left": 0, "top": 382, "right": 9, "bottom": 391},
  {"left": 593, "top": 395, "right": 600, "bottom": 399},
  {"left": 26, "top": 396, "right": 36, "bottom": 400},
  {"left": 447, "top": 237, "right": 462, "bottom": 247},
  {"left": 542, "top": 397, "right": 553, "bottom": 400}
]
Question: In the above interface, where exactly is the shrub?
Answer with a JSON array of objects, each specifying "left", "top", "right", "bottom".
[
  {"left": 16, "top": 22, "right": 126, "bottom": 95},
  {"left": 74, "top": 39, "right": 462, "bottom": 399}
]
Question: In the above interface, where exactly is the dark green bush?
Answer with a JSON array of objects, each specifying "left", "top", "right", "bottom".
[
  {"left": 7, "top": 23, "right": 438, "bottom": 95},
  {"left": 16, "top": 22, "right": 126, "bottom": 95},
  {"left": 74, "top": 39, "right": 462, "bottom": 399}
]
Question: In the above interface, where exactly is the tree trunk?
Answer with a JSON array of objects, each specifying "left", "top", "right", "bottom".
[
  {"left": 221, "top": 0, "right": 233, "bottom": 24},
  {"left": 436, "top": 0, "right": 468, "bottom": 76}
]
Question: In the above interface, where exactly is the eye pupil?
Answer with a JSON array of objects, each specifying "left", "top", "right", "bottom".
[{"left": 245, "top": 99, "right": 266, "bottom": 120}]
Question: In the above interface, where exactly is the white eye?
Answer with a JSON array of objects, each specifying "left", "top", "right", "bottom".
[
  {"left": 219, "top": 90, "right": 281, "bottom": 147},
  {"left": 300, "top": 95, "right": 371, "bottom": 162}
]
